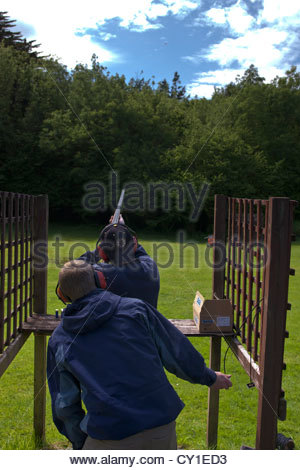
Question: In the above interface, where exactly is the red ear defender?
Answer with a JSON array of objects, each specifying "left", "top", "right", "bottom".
[
  {"left": 55, "top": 283, "right": 71, "bottom": 304},
  {"left": 94, "top": 271, "right": 107, "bottom": 289},
  {"left": 97, "top": 245, "right": 109, "bottom": 262}
]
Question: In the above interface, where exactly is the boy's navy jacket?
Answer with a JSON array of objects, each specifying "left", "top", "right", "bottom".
[
  {"left": 47, "top": 289, "right": 217, "bottom": 450},
  {"left": 78, "top": 244, "right": 160, "bottom": 308}
]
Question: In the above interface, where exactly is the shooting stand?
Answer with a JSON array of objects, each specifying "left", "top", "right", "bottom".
[{"left": 0, "top": 191, "right": 297, "bottom": 449}]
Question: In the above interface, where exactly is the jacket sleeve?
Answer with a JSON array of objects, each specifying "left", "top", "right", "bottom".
[
  {"left": 47, "top": 343, "right": 88, "bottom": 450},
  {"left": 134, "top": 243, "right": 150, "bottom": 259},
  {"left": 135, "top": 244, "right": 160, "bottom": 283},
  {"left": 141, "top": 304, "right": 217, "bottom": 386}
]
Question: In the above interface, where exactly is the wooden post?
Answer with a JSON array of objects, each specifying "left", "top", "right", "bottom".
[
  {"left": 256, "top": 198, "right": 291, "bottom": 449},
  {"left": 206, "top": 195, "right": 227, "bottom": 448},
  {"left": 32, "top": 195, "right": 48, "bottom": 445},
  {"left": 207, "top": 336, "right": 222, "bottom": 448}
]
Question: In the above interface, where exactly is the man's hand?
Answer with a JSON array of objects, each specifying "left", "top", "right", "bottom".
[
  {"left": 109, "top": 214, "right": 125, "bottom": 224},
  {"left": 210, "top": 372, "right": 232, "bottom": 390}
]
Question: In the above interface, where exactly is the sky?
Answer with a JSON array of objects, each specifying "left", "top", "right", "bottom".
[{"left": 2, "top": 0, "right": 300, "bottom": 98}]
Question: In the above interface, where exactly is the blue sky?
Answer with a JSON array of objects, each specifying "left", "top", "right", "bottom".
[{"left": 3, "top": 0, "right": 300, "bottom": 97}]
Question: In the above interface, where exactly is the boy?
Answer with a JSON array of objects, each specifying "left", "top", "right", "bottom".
[
  {"left": 78, "top": 216, "right": 160, "bottom": 307},
  {"left": 47, "top": 260, "right": 232, "bottom": 450}
]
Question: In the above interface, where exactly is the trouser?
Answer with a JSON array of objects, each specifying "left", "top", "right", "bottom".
[{"left": 82, "top": 421, "right": 177, "bottom": 450}]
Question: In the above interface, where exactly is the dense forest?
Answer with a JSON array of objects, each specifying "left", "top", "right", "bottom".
[{"left": 1, "top": 12, "right": 299, "bottom": 230}]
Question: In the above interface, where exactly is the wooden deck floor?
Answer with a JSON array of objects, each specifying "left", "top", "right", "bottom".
[{"left": 22, "top": 314, "right": 234, "bottom": 337}]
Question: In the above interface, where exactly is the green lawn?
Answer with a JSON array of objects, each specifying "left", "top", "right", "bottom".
[{"left": 0, "top": 223, "right": 299, "bottom": 450}]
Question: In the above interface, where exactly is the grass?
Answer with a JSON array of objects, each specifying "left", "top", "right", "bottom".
[{"left": 0, "top": 223, "right": 299, "bottom": 450}]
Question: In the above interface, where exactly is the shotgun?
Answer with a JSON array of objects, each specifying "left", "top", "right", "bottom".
[
  {"left": 112, "top": 189, "right": 125, "bottom": 224},
  {"left": 97, "top": 189, "right": 136, "bottom": 264}
]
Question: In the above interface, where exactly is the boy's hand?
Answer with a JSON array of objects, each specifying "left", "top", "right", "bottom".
[
  {"left": 210, "top": 372, "right": 232, "bottom": 390},
  {"left": 109, "top": 214, "right": 125, "bottom": 224}
]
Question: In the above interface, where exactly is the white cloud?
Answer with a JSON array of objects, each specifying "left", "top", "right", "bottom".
[
  {"left": 205, "top": 8, "right": 226, "bottom": 25},
  {"left": 120, "top": 14, "right": 163, "bottom": 32},
  {"left": 100, "top": 33, "right": 117, "bottom": 42},
  {"left": 203, "top": 1, "right": 254, "bottom": 34},
  {"left": 2, "top": 0, "right": 201, "bottom": 68},
  {"left": 186, "top": 1, "right": 300, "bottom": 99},
  {"left": 258, "top": 0, "right": 300, "bottom": 25},
  {"left": 204, "top": 28, "right": 289, "bottom": 69},
  {"left": 200, "top": 1, "right": 300, "bottom": 70},
  {"left": 225, "top": 2, "right": 254, "bottom": 34},
  {"left": 203, "top": 0, "right": 300, "bottom": 33},
  {"left": 186, "top": 68, "right": 240, "bottom": 98},
  {"left": 2, "top": 1, "right": 121, "bottom": 67},
  {"left": 167, "top": 0, "right": 201, "bottom": 18},
  {"left": 186, "top": 65, "right": 284, "bottom": 98},
  {"left": 186, "top": 83, "right": 216, "bottom": 98},
  {"left": 182, "top": 54, "right": 201, "bottom": 64},
  {"left": 191, "top": 68, "right": 245, "bottom": 85},
  {"left": 147, "top": 3, "right": 169, "bottom": 19}
]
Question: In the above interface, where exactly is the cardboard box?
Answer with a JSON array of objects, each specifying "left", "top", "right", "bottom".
[{"left": 193, "top": 291, "right": 233, "bottom": 333}]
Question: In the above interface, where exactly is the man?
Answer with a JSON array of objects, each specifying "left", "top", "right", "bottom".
[
  {"left": 78, "top": 216, "right": 160, "bottom": 307},
  {"left": 47, "top": 260, "right": 232, "bottom": 450}
]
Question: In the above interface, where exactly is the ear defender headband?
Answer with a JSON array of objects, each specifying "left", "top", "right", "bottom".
[
  {"left": 96, "top": 223, "right": 138, "bottom": 263},
  {"left": 56, "top": 271, "right": 107, "bottom": 304}
]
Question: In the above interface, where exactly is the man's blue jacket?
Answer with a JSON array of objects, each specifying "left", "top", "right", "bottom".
[
  {"left": 78, "top": 244, "right": 160, "bottom": 307},
  {"left": 47, "top": 289, "right": 217, "bottom": 450}
]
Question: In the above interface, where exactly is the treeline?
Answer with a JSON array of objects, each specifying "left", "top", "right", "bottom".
[{"left": 1, "top": 13, "right": 300, "bottom": 230}]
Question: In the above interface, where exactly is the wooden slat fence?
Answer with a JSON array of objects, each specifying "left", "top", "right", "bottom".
[
  {"left": 0, "top": 192, "right": 34, "bottom": 362},
  {"left": 207, "top": 195, "right": 297, "bottom": 449}
]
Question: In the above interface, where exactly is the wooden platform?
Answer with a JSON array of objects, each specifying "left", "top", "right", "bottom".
[
  {"left": 21, "top": 315, "right": 235, "bottom": 337},
  {"left": 21, "top": 314, "right": 61, "bottom": 335},
  {"left": 168, "top": 319, "right": 234, "bottom": 337}
]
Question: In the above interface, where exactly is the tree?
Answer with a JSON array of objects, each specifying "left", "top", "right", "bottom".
[
  {"left": 157, "top": 78, "right": 169, "bottom": 95},
  {"left": 236, "top": 64, "right": 265, "bottom": 86},
  {"left": 214, "top": 64, "right": 265, "bottom": 97},
  {"left": 128, "top": 70, "right": 152, "bottom": 91},
  {"left": 272, "top": 65, "right": 300, "bottom": 90},
  {"left": 1, "top": 47, "right": 299, "bottom": 225},
  {"left": 157, "top": 72, "right": 187, "bottom": 99},
  {"left": 170, "top": 71, "right": 186, "bottom": 100},
  {"left": 0, "top": 11, "right": 41, "bottom": 58}
]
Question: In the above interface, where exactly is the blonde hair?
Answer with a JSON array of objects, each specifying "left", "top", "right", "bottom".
[{"left": 59, "top": 260, "right": 95, "bottom": 302}]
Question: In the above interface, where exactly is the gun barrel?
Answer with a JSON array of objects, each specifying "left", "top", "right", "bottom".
[{"left": 112, "top": 189, "right": 125, "bottom": 224}]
